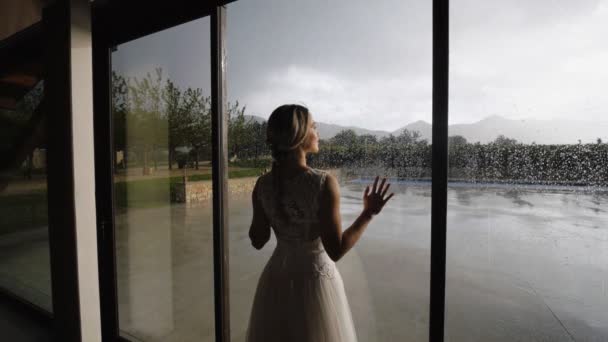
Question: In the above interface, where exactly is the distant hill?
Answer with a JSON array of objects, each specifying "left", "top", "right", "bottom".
[
  {"left": 244, "top": 114, "right": 389, "bottom": 139},
  {"left": 314, "top": 122, "right": 390, "bottom": 140},
  {"left": 392, "top": 116, "right": 608, "bottom": 144},
  {"left": 244, "top": 114, "right": 266, "bottom": 124},
  {"left": 245, "top": 114, "right": 608, "bottom": 144},
  {"left": 393, "top": 120, "right": 432, "bottom": 141}
]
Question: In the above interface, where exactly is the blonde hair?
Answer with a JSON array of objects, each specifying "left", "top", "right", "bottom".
[
  {"left": 266, "top": 104, "right": 312, "bottom": 163},
  {"left": 265, "top": 104, "right": 312, "bottom": 222}
]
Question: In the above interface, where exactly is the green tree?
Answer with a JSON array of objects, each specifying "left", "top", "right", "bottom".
[
  {"left": 163, "top": 79, "right": 182, "bottom": 170},
  {"left": 397, "top": 128, "right": 423, "bottom": 145},
  {"left": 227, "top": 101, "right": 247, "bottom": 160},
  {"left": 248, "top": 120, "right": 269, "bottom": 165},
  {"left": 112, "top": 72, "right": 129, "bottom": 171},
  {"left": 331, "top": 129, "right": 358, "bottom": 147},
  {"left": 380, "top": 134, "right": 399, "bottom": 168},
  {"left": 185, "top": 88, "right": 211, "bottom": 169},
  {"left": 127, "top": 68, "right": 168, "bottom": 174}
]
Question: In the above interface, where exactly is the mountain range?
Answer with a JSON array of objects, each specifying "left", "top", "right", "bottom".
[{"left": 244, "top": 114, "right": 608, "bottom": 145}]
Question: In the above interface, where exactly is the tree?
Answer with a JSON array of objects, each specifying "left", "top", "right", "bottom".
[
  {"left": 448, "top": 135, "right": 468, "bottom": 147},
  {"left": 112, "top": 72, "right": 129, "bottom": 171},
  {"left": 397, "top": 129, "right": 422, "bottom": 145},
  {"left": 358, "top": 134, "right": 378, "bottom": 165},
  {"left": 164, "top": 79, "right": 182, "bottom": 170},
  {"left": 0, "top": 82, "right": 44, "bottom": 180},
  {"left": 227, "top": 101, "right": 247, "bottom": 161},
  {"left": 127, "top": 68, "right": 168, "bottom": 174},
  {"left": 380, "top": 134, "right": 399, "bottom": 168},
  {"left": 493, "top": 134, "right": 518, "bottom": 145},
  {"left": 359, "top": 134, "right": 378, "bottom": 145},
  {"left": 331, "top": 129, "right": 358, "bottom": 147},
  {"left": 248, "top": 120, "right": 269, "bottom": 165},
  {"left": 185, "top": 88, "right": 211, "bottom": 169}
]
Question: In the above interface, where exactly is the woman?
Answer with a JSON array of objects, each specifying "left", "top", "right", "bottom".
[{"left": 246, "top": 104, "right": 394, "bottom": 342}]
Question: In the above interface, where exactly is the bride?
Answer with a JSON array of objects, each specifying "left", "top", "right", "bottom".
[{"left": 246, "top": 104, "right": 394, "bottom": 342}]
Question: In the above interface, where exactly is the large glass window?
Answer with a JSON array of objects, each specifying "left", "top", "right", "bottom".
[
  {"left": 0, "top": 82, "right": 52, "bottom": 312},
  {"left": 446, "top": 1, "right": 608, "bottom": 340},
  {"left": 226, "top": 1, "right": 432, "bottom": 340},
  {"left": 111, "top": 17, "right": 215, "bottom": 342}
]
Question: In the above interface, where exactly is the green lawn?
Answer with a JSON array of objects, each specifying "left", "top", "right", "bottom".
[
  {"left": 0, "top": 190, "right": 48, "bottom": 235},
  {"left": 114, "top": 167, "right": 264, "bottom": 209},
  {"left": 0, "top": 167, "right": 265, "bottom": 237}
]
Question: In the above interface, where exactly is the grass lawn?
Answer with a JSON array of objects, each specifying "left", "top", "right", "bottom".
[
  {"left": 0, "top": 190, "right": 48, "bottom": 235},
  {"left": 114, "top": 167, "right": 264, "bottom": 209},
  {"left": 0, "top": 167, "right": 263, "bottom": 236}
]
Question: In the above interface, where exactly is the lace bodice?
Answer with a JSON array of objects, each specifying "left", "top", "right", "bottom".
[{"left": 256, "top": 167, "right": 328, "bottom": 242}]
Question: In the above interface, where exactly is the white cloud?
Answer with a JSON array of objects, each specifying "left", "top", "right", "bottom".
[
  {"left": 240, "top": 65, "right": 431, "bottom": 131},
  {"left": 114, "top": 0, "right": 608, "bottom": 130},
  {"left": 229, "top": 0, "right": 608, "bottom": 128},
  {"left": 449, "top": 0, "right": 608, "bottom": 123}
]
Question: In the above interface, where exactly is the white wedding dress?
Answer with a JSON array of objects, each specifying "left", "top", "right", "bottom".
[{"left": 246, "top": 168, "right": 358, "bottom": 342}]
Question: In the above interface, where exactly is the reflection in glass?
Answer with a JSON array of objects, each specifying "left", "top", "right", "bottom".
[
  {"left": 111, "top": 18, "right": 214, "bottom": 341},
  {"left": 447, "top": 1, "right": 608, "bottom": 340},
  {"left": 0, "top": 82, "right": 52, "bottom": 312},
  {"left": 227, "top": 1, "right": 431, "bottom": 341}
]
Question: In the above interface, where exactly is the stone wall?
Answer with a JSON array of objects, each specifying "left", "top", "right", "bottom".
[
  {"left": 172, "top": 177, "right": 257, "bottom": 204},
  {"left": 172, "top": 168, "right": 345, "bottom": 204}
]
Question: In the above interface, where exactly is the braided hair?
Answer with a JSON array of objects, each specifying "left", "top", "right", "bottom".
[{"left": 266, "top": 104, "right": 312, "bottom": 222}]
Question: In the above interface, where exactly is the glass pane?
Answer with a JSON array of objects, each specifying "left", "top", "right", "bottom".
[
  {"left": 0, "top": 82, "right": 53, "bottom": 312},
  {"left": 447, "top": 2, "right": 608, "bottom": 341},
  {"left": 226, "top": 1, "right": 431, "bottom": 341},
  {"left": 111, "top": 17, "right": 214, "bottom": 342}
]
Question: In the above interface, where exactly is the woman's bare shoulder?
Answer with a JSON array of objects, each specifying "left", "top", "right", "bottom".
[
  {"left": 310, "top": 167, "right": 333, "bottom": 179},
  {"left": 315, "top": 170, "right": 339, "bottom": 199}
]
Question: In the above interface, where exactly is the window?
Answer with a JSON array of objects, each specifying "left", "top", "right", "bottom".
[
  {"left": 111, "top": 17, "right": 215, "bottom": 341},
  {"left": 446, "top": 1, "right": 608, "bottom": 340},
  {"left": 0, "top": 82, "right": 52, "bottom": 312},
  {"left": 226, "top": 1, "right": 432, "bottom": 340}
]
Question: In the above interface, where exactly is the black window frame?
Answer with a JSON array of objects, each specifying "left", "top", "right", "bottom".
[
  {"left": 430, "top": 0, "right": 449, "bottom": 341},
  {"left": 92, "top": 1, "right": 234, "bottom": 341}
]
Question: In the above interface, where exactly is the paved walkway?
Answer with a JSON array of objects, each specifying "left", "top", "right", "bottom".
[{"left": 1, "top": 185, "right": 607, "bottom": 341}]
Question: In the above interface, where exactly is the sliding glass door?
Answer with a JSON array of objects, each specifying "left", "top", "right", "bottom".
[
  {"left": 225, "top": 0, "right": 432, "bottom": 340},
  {"left": 446, "top": 1, "right": 608, "bottom": 341},
  {"left": 109, "top": 17, "right": 216, "bottom": 342},
  {"left": 96, "top": 1, "right": 437, "bottom": 342}
]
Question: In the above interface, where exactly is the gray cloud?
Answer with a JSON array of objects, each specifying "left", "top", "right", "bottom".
[
  {"left": 112, "top": 18, "right": 212, "bottom": 95},
  {"left": 112, "top": 0, "right": 608, "bottom": 130}
]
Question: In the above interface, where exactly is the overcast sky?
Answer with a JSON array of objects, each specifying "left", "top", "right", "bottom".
[{"left": 112, "top": 0, "right": 608, "bottom": 130}]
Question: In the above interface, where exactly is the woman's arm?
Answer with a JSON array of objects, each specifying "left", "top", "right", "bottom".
[
  {"left": 319, "top": 175, "right": 394, "bottom": 262},
  {"left": 249, "top": 180, "right": 271, "bottom": 249}
]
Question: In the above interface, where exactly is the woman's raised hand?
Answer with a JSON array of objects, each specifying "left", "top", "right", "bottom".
[{"left": 363, "top": 176, "right": 394, "bottom": 216}]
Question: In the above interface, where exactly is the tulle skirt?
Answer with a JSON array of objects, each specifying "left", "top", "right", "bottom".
[{"left": 246, "top": 238, "right": 358, "bottom": 342}]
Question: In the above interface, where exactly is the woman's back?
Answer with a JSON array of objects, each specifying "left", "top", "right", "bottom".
[
  {"left": 255, "top": 167, "right": 328, "bottom": 243},
  {"left": 246, "top": 168, "right": 358, "bottom": 342},
  {"left": 246, "top": 104, "right": 392, "bottom": 341}
]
